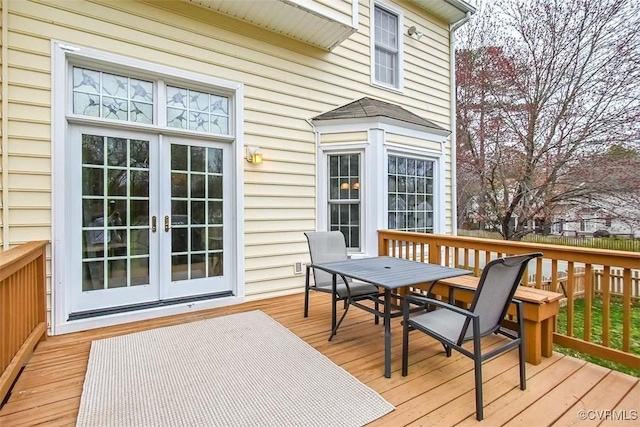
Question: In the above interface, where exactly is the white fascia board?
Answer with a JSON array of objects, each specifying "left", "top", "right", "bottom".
[
  {"left": 378, "top": 123, "right": 449, "bottom": 144},
  {"left": 319, "top": 142, "right": 369, "bottom": 151},
  {"left": 384, "top": 141, "right": 444, "bottom": 157}
]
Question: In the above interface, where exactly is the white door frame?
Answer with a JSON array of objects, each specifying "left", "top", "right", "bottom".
[{"left": 51, "top": 41, "right": 245, "bottom": 335}]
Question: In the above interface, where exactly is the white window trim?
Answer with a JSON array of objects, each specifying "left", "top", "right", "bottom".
[
  {"left": 51, "top": 41, "right": 245, "bottom": 335},
  {"left": 370, "top": 0, "right": 405, "bottom": 93},
  {"left": 317, "top": 143, "right": 368, "bottom": 254},
  {"left": 383, "top": 145, "right": 445, "bottom": 234},
  {"left": 314, "top": 120, "right": 449, "bottom": 256}
]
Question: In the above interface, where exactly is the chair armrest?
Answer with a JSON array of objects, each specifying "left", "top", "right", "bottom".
[{"left": 403, "top": 295, "right": 477, "bottom": 319}]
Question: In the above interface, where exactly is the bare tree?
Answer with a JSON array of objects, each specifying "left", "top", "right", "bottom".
[{"left": 456, "top": 0, "right": 640, "bottom": 240}]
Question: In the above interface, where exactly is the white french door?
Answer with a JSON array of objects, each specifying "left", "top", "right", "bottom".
[
  {"left": 69, "top": 126, "right": 232, "bottom": 314},
  {"left": 159, "top": 137, "right": 232, "bottom": 300}
]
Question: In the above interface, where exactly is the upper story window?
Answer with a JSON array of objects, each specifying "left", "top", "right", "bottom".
[
  {"left": 328, "top": 153, "right": 361, "bottom": 250},
  {"left": 72, "top": 67, "right": 231, "bottom": 135},
  {"left": 372, "top": 4, "right": 402, "bottom": 90}
]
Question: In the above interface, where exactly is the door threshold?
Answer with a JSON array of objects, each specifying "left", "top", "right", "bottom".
[{"left": 68, "top": 291, "right": 234, "bottom": 321}]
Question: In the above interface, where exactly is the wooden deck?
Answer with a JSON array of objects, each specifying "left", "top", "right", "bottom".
[{"left": 1, "top": 292, "right": 638, "bottom": 426}]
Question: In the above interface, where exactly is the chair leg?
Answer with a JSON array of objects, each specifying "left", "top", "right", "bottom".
[
  {"left": 442, "top": 343, "right": 452, "bottom": 357},
  {"left": 473, "top": 322, "right": 484, "bottom": 421},
  {"left": 374, "top": 299, "right": 379, "bottom": 325},
  {"left": 517, "top": 302, "right": 527, "bottom": 390},
  {"left": 473, "top": 352, "right": 484, "bottom": 421},
  {"left": 519, "top": 339, "right": 526, "bottom": 390},
  {"left": 330, "top": 300, "right": 350, "bottom": 342},
  {"left": 304, "top": 266, "right": 311, "bottom": 318}
]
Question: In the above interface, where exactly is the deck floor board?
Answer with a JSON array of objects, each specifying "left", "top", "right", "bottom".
[{"left": 1, "top": 292, "right": 637, "bottom": 426}]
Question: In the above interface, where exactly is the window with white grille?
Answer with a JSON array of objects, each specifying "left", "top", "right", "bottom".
[{"left": 373, "top": 4, "right": 402, "bottom": 89}]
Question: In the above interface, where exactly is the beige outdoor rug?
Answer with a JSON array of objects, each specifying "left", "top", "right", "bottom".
[{"left": 76, "top": 310, "right": 394, "bottom": 427}]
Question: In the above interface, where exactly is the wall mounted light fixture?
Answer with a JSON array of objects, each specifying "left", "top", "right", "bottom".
[
  {"left": 246, "top": 146, "right": 263, "bottom": 164},
  {"left": 408, "top": 26, "right": 424, "bottom": 40}
]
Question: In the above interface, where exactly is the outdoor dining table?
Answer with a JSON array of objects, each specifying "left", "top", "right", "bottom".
[{"left": 310, "top": 256, "right": 471, "bottom": 378}]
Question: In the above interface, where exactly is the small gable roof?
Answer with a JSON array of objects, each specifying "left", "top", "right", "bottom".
[{"left": 312, "top": 97, "right": 449, "bottom": 135}]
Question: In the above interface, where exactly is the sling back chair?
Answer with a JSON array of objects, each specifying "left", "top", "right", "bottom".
[
  {"left": 401, "top": 252, "right": 543, "bottom": 421},
  {"left": 304, "top": 231, "right": 383, "bottom": 340}
]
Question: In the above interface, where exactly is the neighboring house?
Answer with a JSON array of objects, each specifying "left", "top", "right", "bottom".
[
  {"left": 551, "top": 196, "right": 640, "bottom": 238},
  {"left": 0, "top": 0, "right": 474, "bottom": 334},
  {"left": 550, "top": 160, "right": 640, "bottom": 238}
]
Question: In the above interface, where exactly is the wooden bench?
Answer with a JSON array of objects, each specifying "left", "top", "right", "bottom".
[{"left": 412, "top": 275, "right": 564, "bottom": 365}]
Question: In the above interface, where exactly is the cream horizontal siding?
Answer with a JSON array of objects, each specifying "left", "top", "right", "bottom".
[
  {"left": 245, "top": 218, "right": 315, "bottom": 234},
  {"left": 245, "top": 208, "right": 316, "bottom": 222},
  {"left": 385, "top": 132, "right": 442, "bottom": 152},
  {"left": 245, "top": 241, "right": 310, "bottom": 259},
  {"left": 8, "top": 153, "right": 49, "bottom": 172},
  {"left": 244, "top": 277, "right": 307, "bottom": 299},
  {"left": 245, "top": 268, "right": 305, "bottom": 286},
  {"left": 4, "top": 0, "right": 453, "bottom": 310},
  {"left": 244, "top": 172, "right": 316, "bottom": 188},
  {"left": 320, "top": 131, "right": 368, "bottom": 143},
  {"left": 352, "top": 0, "right": 452, "bottom": 128},
  {"left": 8, "top": 137, "right": 50, "bottom": 155},
  {"left": 4, "top": 188, "right": 49, "bottom": 207}
]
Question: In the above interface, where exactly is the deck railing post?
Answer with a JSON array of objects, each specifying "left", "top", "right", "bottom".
[{"left": 0, "top": 241, "right": 49, "bottom": 404}]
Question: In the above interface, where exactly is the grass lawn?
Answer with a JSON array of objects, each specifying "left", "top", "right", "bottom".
[{"left": 555, "top": 297, "right": 640, "bottom": 377}]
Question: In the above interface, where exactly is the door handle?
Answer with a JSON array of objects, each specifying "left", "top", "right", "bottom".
[
  {"left": 164, "top": 215, "right": 171, "bottom": 232},
  {"left": 151, "top": 216, "right": 157, "bottom": 233}
]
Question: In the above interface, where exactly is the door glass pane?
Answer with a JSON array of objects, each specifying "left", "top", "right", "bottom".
[
  {"left": 327, "top": 153, "right": 360, "bottom": 250},
  {"left": 167, "top": 86, "right": 230, "bottom": 135},
  {"left": 73, "top": 67, "right": 154, "bottom": 124},
  {"left": 81, "top": 134, "right": 150, "bottom": 291},
  {"left": 171, "top": 144, "right": 224, "bottom": 281},
  {"left": 131, "top": 258, "right": 150, "bottom": 286}
]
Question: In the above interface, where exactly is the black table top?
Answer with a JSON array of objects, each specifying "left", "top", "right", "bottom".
[{"left": 311, "top": 256, "right": 471, "bottom": 289}]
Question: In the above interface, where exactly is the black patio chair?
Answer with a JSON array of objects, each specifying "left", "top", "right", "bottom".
[
  {"left": 304, "top": 231, "right": 382, "bottom": 339},
  {"left": 401, "top": 252, "right": 543, "bottom": 421}
]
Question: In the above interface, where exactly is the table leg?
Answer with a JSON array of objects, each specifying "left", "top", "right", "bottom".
[
  {"left": 330, "top": 274, "right": 337, "bottom": 341},
  {"left": 384, "top": 288, "right": 391, "bottom": 378}
]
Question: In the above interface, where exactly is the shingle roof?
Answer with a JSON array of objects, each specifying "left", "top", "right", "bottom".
[{"left": 312, "top": 97, "right": 448, "bottom": 133}]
